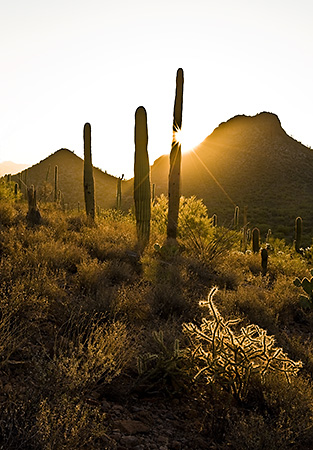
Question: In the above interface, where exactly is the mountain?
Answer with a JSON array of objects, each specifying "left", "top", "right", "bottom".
[
  {"left": 151, "top": 112, "right": 313, "bottom": 244},
  {"left": 9, "top": 112, "right": 313, "bottom": 244},
  {"left": 11, "top": 149, "right": 133, "bottom": 211},
  {"left": 0, "top": 161, "right": 29, "bottom": 177}
]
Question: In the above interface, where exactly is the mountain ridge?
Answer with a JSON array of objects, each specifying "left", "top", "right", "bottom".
[{"left": 7, "top": 112, "right": 313, "bottom": 243}]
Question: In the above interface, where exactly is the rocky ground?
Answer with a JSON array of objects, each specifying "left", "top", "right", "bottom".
[{"left": 100, "top": 394, "right": 214, "bottom": 450}]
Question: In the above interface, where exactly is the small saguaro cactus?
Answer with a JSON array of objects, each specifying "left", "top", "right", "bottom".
[
  {"left": 26, "top": 185, "right": 41, "bottom": 225},
  {"left": 234, "top": 205, "right": 239, "bottom": 230},
  {"left": 134, "top": 106, "right": 151, "bottom": 248},
  {"left": 83, "top": 123, "right": 95, "bottom": 220},
  {"left": 167, "top": 68, "right": 184, "bottom": 241},
  {"left": 294, "top": 216, "right": 302, "bottom": 253},
  {"left": 116, "top": 174, "right": 124, "bottom": 210},
  {"left": 241, "top": 206, "right": 248, "bottom": 253},
  {"left": 252, "top": 227, "right": 260, "bottom": 253},
  {"left": 54, "top": 165, "right": 59, "bottom": 203},
  {"left": 261, "top": 247, "right": 268, "bottom": 276}
]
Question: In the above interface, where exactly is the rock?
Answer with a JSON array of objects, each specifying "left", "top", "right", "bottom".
[
  {"left": 115, "top": 419, "right": 150, "bottom": 434},
  {"left": 119, "top": 435, "right": 139, "bottom": 448}
]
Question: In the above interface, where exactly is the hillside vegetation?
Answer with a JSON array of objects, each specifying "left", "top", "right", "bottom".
[{"left": 1, "top": 182, "right": 313, "bottom": 449}]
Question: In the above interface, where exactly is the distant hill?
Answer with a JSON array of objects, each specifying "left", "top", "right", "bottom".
[
  {"left": 151, "top": 112, "right": 313, "bottom": 244},
  {"left": 0, "top": 161, "right": 29, "bottom": 177},
  {"left": 9, "top": 112, "right": 313, "bottom": 244},
  {"left": 11, "top": 149, "right": 133, "bottom": 211}
]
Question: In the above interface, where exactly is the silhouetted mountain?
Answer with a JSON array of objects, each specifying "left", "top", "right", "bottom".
[
  {"left": 0, "top": 161, "right": 29, "bottom": 177},
  {"left": 151, "top": 112, "right": 313, "bottom": 244},
  {"left": 11, "top": 149, "right": 133, "bottom": 210}
]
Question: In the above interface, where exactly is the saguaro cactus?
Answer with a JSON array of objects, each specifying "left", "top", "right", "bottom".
[
  {"left": 252, "top": 227, "right": 260, "bottom": 253},
  {"left": 134, "top": 106, "right": 151, "bottom": 248},
  {"left": 26, "top": 185, "right": 41, "bottom": 225},
  {"left": 295, "top": 216, "right": 302, "bottom": 253},
  {"left": 167, "top": 68, "right": 184, "bottom": 241},
  {"left": 83, "top": 123, "right": 95, "bottom": 220},
  {"left": 261, "top": 247, "right": 268, "bottom": 276},
  {"left": 116, "top": 174, "right": 124, "bottom": 210},
  {"left": 54, "top": 165, "right": 59, "bottom": 203}
]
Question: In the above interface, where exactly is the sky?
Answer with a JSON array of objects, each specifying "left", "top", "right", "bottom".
[{"left": 1, "top": 0, "right": 313, "bottom": 179}]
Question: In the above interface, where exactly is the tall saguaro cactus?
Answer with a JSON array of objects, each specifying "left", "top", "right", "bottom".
[
  {"left": 134, "top": 106, "right": 151, "bottom": 248},
  {"left": 83, "top": 123, "right": 95, "bottom": 220},
  {"left": 167, "top": 68, "right": 184, "bottom": 241}
]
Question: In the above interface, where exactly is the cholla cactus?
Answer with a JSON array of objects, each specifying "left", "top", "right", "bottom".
[{"left": 183, "top": 287, "right": 302, "bottom": 402}]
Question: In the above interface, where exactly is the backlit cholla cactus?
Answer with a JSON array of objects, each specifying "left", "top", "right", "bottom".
[{"left": 183, "top": 287, "right": 302, "bottom": 402}]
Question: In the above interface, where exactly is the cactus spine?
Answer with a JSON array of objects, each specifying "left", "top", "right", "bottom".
[
  {"left": 134, "top": 106, "right": 151, "bottom": 248},
  {"left": 252, "top": 227, "right": 260, "bottom": 253},
  {"left": 83, "top": 123, "right": 95, "bottom": 220},
  {"left": 167, "top": 68, "right": 184, "bottom": 241},
  {"left": 295, "top": 216, "right": 302, "bottom": 253}
]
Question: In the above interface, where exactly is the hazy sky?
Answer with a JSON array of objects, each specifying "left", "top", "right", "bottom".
[{"left": 1, "top": 0, "right": 313, "bottom": 178}]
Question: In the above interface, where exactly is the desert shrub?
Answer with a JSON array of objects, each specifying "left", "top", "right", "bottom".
[
  {"left": 77, "top": 219, "right": 136, "bottom": 261},
  {"left": 183, "top": 288, "right": 302, "bottom": 403},
  {"left": 50, "top": 314, "right": 133, "bottom": 395},
  {"left": 0, "top": 179, "right": 21, "bottom": 201},
  {"left": 0, "top": 203, "right": 19, "bottom": 227},
  {"left": 0, "top": 305, "right": 26, "bottom": 368},
  {"left": 35, "top": 394, "right": 108, "bottom": 450},
  {"left": 112, "top": 282, "right": 151, "bottom": 322},
  {"left": 137, "top": 328, "right": 191, "bottom": 394}
]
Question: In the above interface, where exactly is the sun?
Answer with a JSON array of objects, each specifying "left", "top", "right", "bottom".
[{"left": 173, "top": 127, "right": 201, "bottom": 153}]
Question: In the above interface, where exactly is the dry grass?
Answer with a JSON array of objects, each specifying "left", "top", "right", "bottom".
[{"left": 1, "top": 195, "right": 313, "bottom": 448}]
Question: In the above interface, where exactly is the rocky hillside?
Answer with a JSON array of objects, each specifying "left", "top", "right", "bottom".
[{"left": 151, "top": 112, "right": 313, "bottom": 244}]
